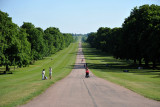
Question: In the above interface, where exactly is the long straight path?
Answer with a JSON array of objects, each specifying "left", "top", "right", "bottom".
[{"left": 20, "top": 43, "right": 160, "bottom": 107}]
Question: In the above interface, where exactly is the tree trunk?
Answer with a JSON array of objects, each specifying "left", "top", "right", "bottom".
[
  {"left": 152, "top": 60, "right": 156, "bottom": 69},
  {"left": 134, "top": 59, "right": 136, "bottom": 64},
  {"left": 139, "top": 59, "right": 142, "bottom": 66},
  {"left": 6, "top": 64, "right": 10, "bottom": 71},
  {"left": 144, "top": 58, "right": 149, "bottom": 67}
]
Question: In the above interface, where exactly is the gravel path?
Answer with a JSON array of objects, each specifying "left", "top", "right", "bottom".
[{"left": 20, "top": 43, "right": 160, "bottom": 107}]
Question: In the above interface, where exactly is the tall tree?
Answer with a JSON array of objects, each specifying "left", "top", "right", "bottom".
[
  {"left": 0, "top": 10, "right": 20, "bottom": 71},
  {"left": 16, "top": 28, "right": 31, "bottom": 67},
  {"left": 21, "top": 22, "right": 46, "bottom": 60}
]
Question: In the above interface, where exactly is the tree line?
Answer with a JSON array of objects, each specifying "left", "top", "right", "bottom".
[
  {"left": 87, "top": 4, "right": 160, "bottom": 68},
  {"left": 0, "top": 10, "right": 73, "bottom": 71},
  {"left": 72, "top": 34, "right": 88, "bottom": 43}
]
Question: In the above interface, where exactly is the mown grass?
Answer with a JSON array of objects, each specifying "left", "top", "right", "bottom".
[
  {"left": 0, "top": 43, "right": 78, "bottom": 107},
  {"left": 82, "top": 43, "right": 160, "bottom": 101}
]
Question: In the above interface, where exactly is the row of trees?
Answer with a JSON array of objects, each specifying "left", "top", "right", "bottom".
[
  {"left": 72, "top": 34, "right": 88, "bottom": 43},
  {"left": 87, "top": 4, "right": 160, "bottom": 68},
  {"left": 0, "top": 10, "right": 73, "bottom": 71}
]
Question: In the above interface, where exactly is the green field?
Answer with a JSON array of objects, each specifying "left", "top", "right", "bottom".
[
  {"left": 0, "top": 43, "right": 78, "bottom": 107},
  {"left": 83, "top": 43, "right": 160, "bottom": 101}
]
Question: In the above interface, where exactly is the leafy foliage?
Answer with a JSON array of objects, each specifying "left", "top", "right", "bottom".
[
  {"left": 0, "top": 10, "right": 73, "bottom": 71},
  {"left": 87, "top": 4, "right": 160, "bottom": 68}
]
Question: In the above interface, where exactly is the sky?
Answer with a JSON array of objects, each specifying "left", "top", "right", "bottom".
[{"left": 0, "top": 0, "right": 160, "bottom": 34}]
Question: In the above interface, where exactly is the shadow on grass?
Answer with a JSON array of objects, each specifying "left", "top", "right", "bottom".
[
  {"left": 134, "top": 70, "right": 160, "bottom": 75},
  {"left": 0, "top": 67, "right": 14, "bottom": 75},
  {"left": 152, "top": 75, "right": 160, "bottom": 78},
  {"left": 74, "top": 64, "right": 85, "bottom": 69},
  {"left": 0, "top": 71, "right": 13, "bottom": 75},
  {"left": 87, "top": 63, "right": 160, "bottom": 78},
  {"left": 66, "top": 63, "right": 86, "bottom": 70},
  {"left": 87, "top": 63, "right": 137, "bottom": 70},
  {"left": 83, "top": 51, "right": 112, "bottom": 58}
]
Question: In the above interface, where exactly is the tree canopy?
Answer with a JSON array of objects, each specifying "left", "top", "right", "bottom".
[
  {"left": 0, "top": 10, "right": 73, "bottom": 71},
  {"left": 87, "top": 4, "right": 160, "bottom": 68}
]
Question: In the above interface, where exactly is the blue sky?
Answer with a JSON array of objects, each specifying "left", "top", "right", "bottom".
[{"left": 0, "top": 0, "right": 160, "bottom": 34}]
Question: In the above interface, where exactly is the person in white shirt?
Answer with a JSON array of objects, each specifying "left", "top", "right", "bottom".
[
  {"left": 49, "top": 67, "right": 52, "bottom": 79},
  {"left": 42, "top": 69, "right": 45, "bottom": 80}
]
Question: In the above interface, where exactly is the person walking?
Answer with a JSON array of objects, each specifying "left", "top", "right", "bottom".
[
  {"left": 49, "top": 67, "right": 52, "bottom": 79},
  {"left": 42, "top": 69, "right": 45, "bottom": 80},
  {"left": 81, "top": 58, "right": 83, "bottom": 63},
  {"left": 85, "top": 67, "right": 89, "bottom": 78}
]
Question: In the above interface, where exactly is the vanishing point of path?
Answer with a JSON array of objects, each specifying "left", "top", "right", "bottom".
[{"left": 20, "top": 43, "right": 160, "bottom": 107}]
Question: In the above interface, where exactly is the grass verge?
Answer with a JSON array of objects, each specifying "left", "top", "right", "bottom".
[
  {"left": 0, "top": 43, "right": 78, "bottom": 107},
  {"left": 82, "top": 43, "right": 160, "bottom": 101}
]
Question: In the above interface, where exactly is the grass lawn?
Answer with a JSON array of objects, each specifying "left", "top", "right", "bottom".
[
  {"left": 0, "top": 43, "right": 78, "bottom": 107},
  {"left": 82, "top": 43, "right": 160, "bottom": 101}
]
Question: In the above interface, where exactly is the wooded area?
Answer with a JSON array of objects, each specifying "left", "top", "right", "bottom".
[
  {"left": 87, "top": 4, "right": 160, "bottom": 68},
  {"left": 0, "top": 10, "right": 73, "bottom": 72}
]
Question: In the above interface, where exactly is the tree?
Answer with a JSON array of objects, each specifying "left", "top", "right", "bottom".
[
  {"left": 44, "top": 27, "right": 71, "bottom": 54},
  {"left": 87, "top": 32, "right": 96, "bottom": 47},
  {"left": 21, "top": 22, "right": 46, "bottom": 60},
  {"left": 63, "top": 33, "right": 73, "bottom": 47},
  {"left": 87, "top": 4, "right": 160, "bottom": 68},
  {"left": 0, "top": 10, "right": 74, "bottom": 72},
  {"left": 139, "top": 4, "right": 160, "bottom": 68},
  {"left": 16, "top": 28, "right": 31, "bottom": 67},
  {"left": 44, "top": 27, "right": 57, "bottom": 54},
  {"left": 0, "top": 10, "right": 19, "bottom": 71},
  {"left": 122, "top": 4, "right": 160, "bottom": 67}
]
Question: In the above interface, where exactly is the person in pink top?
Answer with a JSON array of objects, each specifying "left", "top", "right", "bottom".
[{"left": 85, "top": 67, "right": 89, "bottom": 78}]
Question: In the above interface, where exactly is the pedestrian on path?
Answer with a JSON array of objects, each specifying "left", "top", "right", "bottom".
[
  {"left": 81, "top": 58, "right": 83, "bottom": 63},
  {"left": 49, "top": 67, "right": 52, "bottom": 79},
  {"left": 85, "top": 67, "right": 89, "bottom": 78},
  {"left": 42, "top": 69, "right": 45, "bottom": 80}
]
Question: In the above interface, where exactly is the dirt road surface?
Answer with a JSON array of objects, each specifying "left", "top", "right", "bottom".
[{"left": 20, "top": 43, "right": 160, "bottom": 107}]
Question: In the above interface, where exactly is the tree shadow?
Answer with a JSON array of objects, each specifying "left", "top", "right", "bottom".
[
  {"left": 152, "top": 75, "right": 160, "bottom": 78},
  {"left": 133, "top": 70, "right": 160, "bottom": 75},
  {"left": 0, "top": 68, "right": 13, "bottom": 75},
  {"left": 87, "top": 63, "right": 137, "bottom": 70},
  {"left": 87, "top": 63, "right": 160, "bottom": 78},
  {"left": 68, "top": 64, "right": 86, "bottom": 69}
]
